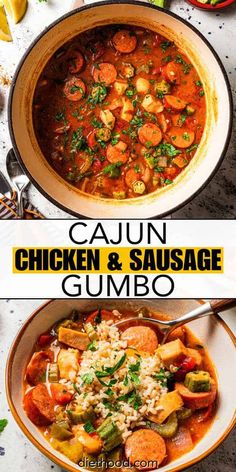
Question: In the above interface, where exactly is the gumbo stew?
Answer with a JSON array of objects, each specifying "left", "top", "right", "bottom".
[
  {"left": 23, "top": 307, "right": 217, "bottom": 469},
  {"left": 33, "top": 26, "right": 206, "bottom": 200}
]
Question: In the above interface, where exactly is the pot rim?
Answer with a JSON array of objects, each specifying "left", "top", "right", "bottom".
[
  {"left": 5, "top": 298, "right": 236, "bottom": 472},
  {"left": 8, "top": 1, "right": 233, "bottom": 219}
]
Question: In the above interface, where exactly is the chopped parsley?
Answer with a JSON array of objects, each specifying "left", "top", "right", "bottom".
[
  {"left": 70, "top": 127, "right": 87, "bottom": 153},
  {"left": 123, "top": 374, "right": 129, "bottom": 386},
  {"left": 81, "top": 372, "right": 94, "bottom": 385},
  {"left": 88, "top": 83, "right": 107, "bottom": 105},
  {"left": 175, "top": 54, "right": 191, "bottom": 74},
  {"left": 155, "top": 143, "right": 181, "bottom": 157},
  {"left": 94, "top": 310, "right": 102, "bottom": 324},
  {"left": 126, "top": 87, "right": 136, "bottom": 98},
  {"left": 199, "top": 90, "right": 205, "bottom": 97},
  {"left": 70, "top": 85, "right": 84, "bottom": 95},
  {"left": 157, "top": 91, "right": 164, "bottom": 99},
  {"left": 95, "top": 354, "right": 127, "bottom": 378},
  {"left": 84, "top": 422, "right": 96, "bottom": 433},
  {"left": 0, "top": 419, "right": 8, "bottom": 433},
  {"left": 134, "top": 164, "right": 141, "bottom": 173},
  {"left": 103, "top": 162, "right": 123, "bottom": 178},
  {"left": 162, "top": 55, "right": 173, "bottom": 64},
  {"left": 186, "top": 143, "right": 199, "bottom": 153},
  {"left": 87, "top": 341, "right": 97, "bottom": 352},
  {"left": 161, "top": 41, "right": 172, "bottom": 52},
  {"left": 130, "top": 114, "right": 144, "bottom": 128},
  {"left": 183, "top": 132, "right": 190, "bottom": 141},
  {"left": 153, "top": 368, "right": 174, "bottom": 387},
  {"left": 178, "top": 114, "right": 187, "bottom": 126},
  {"left": 111, "top": 132, "right": 120, "bottom": 146},
  {"left": 195, "top": 80, "right": 203, "bottom": 87},
  {"left": 72, "top": 383, "right": 80, "bottom": 393},
  {"left": 91, "top": 117, "right": 103, "bottom": 128},
  {"left": 55, "top": 110, "right": 66, "bottom": 123},
  {"left": 117, "top": 390, "right": 142, "bottom": 410}
]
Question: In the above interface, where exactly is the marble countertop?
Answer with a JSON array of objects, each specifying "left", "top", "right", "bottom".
[
  {"left": 0, "top": 299, "right": 235, "bottom": 472},
  {"left": 0, "top": 0, "right": 235, "bottom": 218}
]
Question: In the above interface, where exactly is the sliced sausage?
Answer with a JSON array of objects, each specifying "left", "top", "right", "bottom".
[
  {"left": 164, "top": 95, "right": 187, "bottom": 111},
  {"left": 26, "top": 350, "right": 53, "bottom": 386},
  {"left": 121, "top": 326, "right": 158, "bottom": 354},
  {"left": 162, "top": 62, "right": 181, "bottom": 85},
  {"left": 166, "top": 427, "right": 193, "bottom": 461},
  {"left": 86, "top": 309, "right": 116, "bottom": 324},
  {"left": 64, "top": 77, "right": 86, "bottom": 101},
  {"left": 23, "top": 384, "right": 55, "bottom": 426},
  {"left": 125, "top": 429, "right": 166, "bottom": 469},
  {"left": 125, "top": 168, "right": 139, "bottom": 189},
  {"left": 175, "top": 380, "right": 217, "bottom": 410},
  {"left": 168, "top": 127, "right": 195, "bottom": 149},
  {"left": 138, "top": 123, "right": 162, "bottom": 147},
  {"left": 112, "top": 30, "right": 137, "bottom": 54},
  {"left": 107, "top": 141, "right": 129, "bottom": 164},
  {"left": 68, "top": 50, "right": 84, "bottom": 74},
  {"left": 92, "top": 63, "right": 117, "bottom": 86}
]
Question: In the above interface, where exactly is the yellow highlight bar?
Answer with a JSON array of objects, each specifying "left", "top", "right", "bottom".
[{"left": 12, "top": 247, "right": 224, "bottom": 274}]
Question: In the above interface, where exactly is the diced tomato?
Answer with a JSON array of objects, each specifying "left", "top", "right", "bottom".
[
  {"left": 50, "top": 383, "right": 73, "bottom": 405},
  {"left": 38, "top": 333, "right": 54, "bottom": 348},
  {"left": 174, "top": 356, "right": 196, "bottom": 381}
]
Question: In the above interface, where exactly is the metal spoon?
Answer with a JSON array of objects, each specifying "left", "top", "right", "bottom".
[
  {"left": 114, "top": 299, "right": 236, "bottom": 344},
  {"left": 6, "top": 149, "right": 30, "bottom": 218}
]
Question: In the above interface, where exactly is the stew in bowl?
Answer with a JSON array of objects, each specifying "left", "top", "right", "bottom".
[
  {"left": 33, "top": 25, "right": 206, "bottom": 200},
  {"left": 23, "top": 306, "right": 217, "bottom": 469}
]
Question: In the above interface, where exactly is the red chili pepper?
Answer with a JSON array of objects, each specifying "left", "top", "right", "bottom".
[
  {"left": 38, "top": 333, "right": 54, "bottom": 348},
  {"left": 174, "top": 356, "right": 196, "bottom": 381}
]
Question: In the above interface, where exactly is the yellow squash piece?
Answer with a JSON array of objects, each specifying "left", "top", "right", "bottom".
[
  {"left": 51, "top": 438, "right": 83, "bottom": 463},
  {"left": 147, "top": 391, "right": 184, "bottom": 424},
  {"left": 58, "top": 326, "right": 90, "bottom": 350},
  {"left": 76, "top": 429, "right": 102, "bottom": 455},
  {"left": 158, "top": 339, "right": 187, "bottom": 369},
  {"left": 0, "top": 3, "right": 12, "bottom": 41},
  {"left": 3, "top": 0, "right": 28, "bottom": 24}
]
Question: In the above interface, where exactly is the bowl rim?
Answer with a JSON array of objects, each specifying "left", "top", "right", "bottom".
[
  {"left": 8, "top": 0, "right": 233, "bottom": 219},
  {"left": 5, "top": 298, "right": 236, "bottom": 472},
  {"left": 186, "top": 0, "right": 235, "bottom": 11}
]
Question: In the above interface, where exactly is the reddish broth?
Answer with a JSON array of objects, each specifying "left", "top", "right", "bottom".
[
  {"left": 23, "top": 307, "right": 216, "bottom": 469},
  {"left": 33, "top": 25, "right": 206, "bottom": 200}
]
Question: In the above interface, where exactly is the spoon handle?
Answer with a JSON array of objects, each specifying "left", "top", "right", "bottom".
[
  {"left": 209, "top": 299, "right": 236, "bottom": 314},
  {"left": 16, "top": 189, "right": 24, "bottom": 218},
  {"left": 168, "top": 298, "right": 236, "bottom": 328}
]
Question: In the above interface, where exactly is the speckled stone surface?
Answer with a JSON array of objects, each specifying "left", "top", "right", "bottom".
[
  {"left": 0, "top": 299, "right": 235, "bottom": 472},
  {"left": 0, "top": 0, "right": 235, "bottom": 219}
]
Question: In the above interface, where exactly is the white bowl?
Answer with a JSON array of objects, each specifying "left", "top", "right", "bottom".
[
  {"left": 6, "top": 299, "right": 236, "bottom": 472},
  {"left": 9, "top": 1, "right": 233, "bottom": 218}
]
